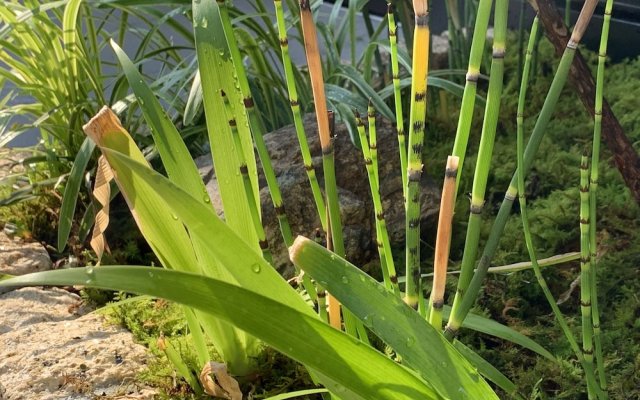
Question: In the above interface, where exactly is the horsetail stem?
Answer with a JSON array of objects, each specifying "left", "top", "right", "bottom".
[
  {"left": 355, "top": 112, "right": 398, "bottom": 294},
  {"left": 324, "top": 203, "right": 342, "bottom": 330},
  {"left": 298, "top": 0, "right": 369, "bottom": 339},
  {"left": 273, "top": 0, "right": 327, "bottom": 229},
  {"left": 404, "top": 0, "right": 430, "bottom": 311},
  {"left": 387, "top": 4, "right": 407, "bottom": 197},
  {"left": 511, "top": 21, "right": 600, "bottom": 397},
  {"left": 218, "top": 0, "right": 294, "bottom": 247},
  {"left": 448, "top": 0, "right": 509, "bottom": 326},
  {"left": 428, "top": 155, "right": 459, "bottom": 330},
  {"left": 221, "top": 90, "right": 273, "bottom": 264},
  {"left": 449, "top": 0, "right": 495, "bottom": 186},
  {"left": 313, "top": 230, "right": 329, "bottom": 323},
  {"left": 589, "top": 0, "right": 614, "bottom": 393},
  {"left": 445, "top": 0, "right": 600, "bottom": 339},
  {"left": 580, "top": 155, "right": 596, "bottom": 390}
]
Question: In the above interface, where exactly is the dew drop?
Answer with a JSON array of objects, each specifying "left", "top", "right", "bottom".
[
  {"left": 406, "top": 336, "right": 415, "bottom": 347},
  {"left": 171, "top": 214, "right": 179, "bottom": 221},
  {"left": 85, "top": 265, "right": 95, "bottom": 284},
  {"left": 148, "top": 271, "right": 154, "bottom": 278},
  {"left": 201, "top": 18, "right": 208, "bottom": 28},
  {"left": 203, "top": 195, "right": 211, "bottom": 204},
  {"left": 251, "top": 263, "right": 261, "bottom": 273},
  {"left": 341, "top": 276, "right": 349, "bottom": 284},
  {"left": 358, "top": 274, "right": 366, "bottom": 283},
  {"left": 440, "top": 361, "right": 448, "bottom": 368}
]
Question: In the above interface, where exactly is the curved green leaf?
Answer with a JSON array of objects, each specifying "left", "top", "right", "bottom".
[
  {"left": 58, "top": 136, "right": 95, "bottom": 251},
  {"left": 0, "top": 267, "right": 439, "bottom": 400},
  {"left": 290, "top": 237, "right": 499, "bottom": 399}
]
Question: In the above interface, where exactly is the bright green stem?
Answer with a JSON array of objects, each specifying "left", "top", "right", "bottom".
[
  {"left": 218, "top": 0, "right": 294, "bottom": 247},
  {"left": 356, "top": 114, "right": 399, "bottom": 294},
  {"left": 446, "top": 0, "right": 601, "bottom": 335},
  {"left": 445, "top": 43, "right": 579, "bottom": 339},
  {"left": 515, "top": 23, "right": 599, "bottom": 397},
  {"left": 448, "top": 0, "right": 509, "bottom": 324},
  {"left": 387, "top": 4, "right": 407, "bottom": 197},
  {"left": 222, "top": 91, "right": 273, "bottom": 264},
  {"left": 404, "top": 0, "right": 430, "bottom": 310},
  {"left": 565, "top": 0, "right": 572, "bottom": 26},
  {"left": 450, "top": 0, "right": 495, "bottom": 186},
  {"left": 580, "top": 156, "right": 596, "bottom": 400},
  {"left": 589, "top": 0, "right": 614, "bottom": 394},
  {"left": 274, "top": 0, "right": 327, "bottom": 229}
]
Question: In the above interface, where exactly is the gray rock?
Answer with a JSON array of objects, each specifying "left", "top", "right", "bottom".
[{"left": 199, "top": 114, "right": 440, "bottom": 274}]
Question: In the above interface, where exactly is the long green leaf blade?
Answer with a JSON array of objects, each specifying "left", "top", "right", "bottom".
[
  {"left": 58, "top": 136, "right": 95, "bottom": 251},
  {"left": 290, "top": 237, "right": 499, "bottom": 399},
  {"left": 0, "top": 267, "right": 439, "bottom": 400}
]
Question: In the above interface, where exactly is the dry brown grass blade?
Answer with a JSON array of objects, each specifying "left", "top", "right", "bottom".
[
  {"left": 89, "top": 155, "right": 114, "bottom": 264},
  {"left": 199, "top": 361, "right": 242, "bottom": 400}
]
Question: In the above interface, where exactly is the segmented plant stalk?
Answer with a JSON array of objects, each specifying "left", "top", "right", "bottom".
[
  {"left": 449, "top": 0, "right": 495, "bottom": 184},
  {"left": 589, "top": 0, "right": 614, "bottom": 393},
  {"left": 404, "top": 0, "right": 431, "bottom": 310},
  {"left": 447, "top": 0, "right": 509, "bottom": 324},
  {"left": 514, "top": 21, "right": 600, "bottom": 397},
  {"left": 580, "top": 155, "right": 596, "bottom": 400},
  {"left": 218, "top": 0, "right": 294, "bottom": 247},
  {"left": 387, "top": 4, "right": 407, "bottom": 197},
  {"left": 298, "top": 0, "right": 362, "bottom": 337},
  {"left": 445, "top": 0, "right": 600, "bottom": 339},
  {"left": 274, "top": 0, "right": 327, "bottom": 229},
  {"left": 222, "top": 91, "right": 273, "bottom": 263},
  {"left": 428, "top": 156, "right": 459, "bottom": 329},
  {"left": 355, "top": 113, "right": 398, "bottom": 293}
]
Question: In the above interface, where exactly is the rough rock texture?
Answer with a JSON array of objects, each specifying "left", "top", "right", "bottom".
[
  {"left": 0, "top": 232, "right": 52, "bottom": 276},
  {"left": 198, "top": 114, "right": 440, "bottom": 273},
  {"left": 0, "top": 235, "right": 156, "bottom": 400}
]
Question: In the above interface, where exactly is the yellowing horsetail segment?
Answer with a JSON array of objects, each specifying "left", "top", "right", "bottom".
[
  {"left": 218, "top": 0, "right": 294, "bottom": 247},
  {"left": 387, "top": 4, "right": 407, "bottom": 197},
  {"left": 590, "top": 0, "right": 614, "bottom": 392},
  {"left": 274, "top": 0, "right": 327, "bottom": 229},
  {"left": 445, "top": 0, "right": 601, "bottom": 340},
  {"left": 447, "top": 0, "right": 509, "bottom": 331},
  {"left": 404, "top": 0, "right": 430, "bottom": 311},
  {"left": 298, "top": 1, "right": 366, "bottom": 339},
  {"left": 429, "top": 156, "right": 459, "bottom": 329},
  {"left": 450, "top": 0, "right": 496, "bottom": 186}
]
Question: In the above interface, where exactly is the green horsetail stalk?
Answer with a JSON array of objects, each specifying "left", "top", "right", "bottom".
[
  {"left": 217, "top": 0, "right": 294, "bottom": 247},
  {"left": 590, "top": 0, "right": 614, "bottom": 392},
  {"left": 580, "top": 154, "right": 596, "bottom": 398},
  {"left": 514, "top": 19, "right": 601, "bottom": 397},
  {"left": 449, "top": 0, "right": 495, "bottom": 184},
  {"left": 221, "top": 90, "right": 273, "bottom": 264},
  {"left": 445, "top": 0, "right": 600, "bottom": 339},
  {"left": 447, "top": 0, "right": 509, "bottom": 325},
  {"left": 387, "top": 4, "right": 407, "bottom": 197},
  {"left": 298, "top": 0, "right": 361, "bottom": 337},
  {"left": 404, "top": 0, "right": 431, "bottom": 311},
  {"left": 273, "top": 0, "right": 327, "bottom": 229},
  {"left": 428, "top": 155, "right": 459, "bottom": 329},
  {"left": 355, "top": 111, "right": 398, "bottom": 294}
]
